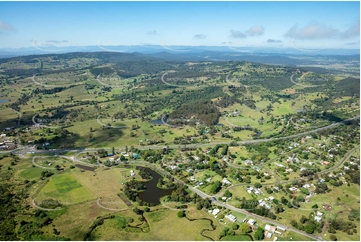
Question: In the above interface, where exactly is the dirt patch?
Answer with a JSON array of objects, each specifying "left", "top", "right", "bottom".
[
  {"left": 75, "top": 164, "right": 95, "bottom": 171},
  {"left": 118, "top": 193, "right": 132, "bottom": 207}
]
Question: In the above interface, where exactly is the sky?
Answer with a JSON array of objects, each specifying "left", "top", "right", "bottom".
[{"left": 0, "top": 1, "right": 360, "bottom": 50}]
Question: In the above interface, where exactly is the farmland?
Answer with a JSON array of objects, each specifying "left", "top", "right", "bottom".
[{"left": 0, "top": 51, "right": 359, "bottom": 241}]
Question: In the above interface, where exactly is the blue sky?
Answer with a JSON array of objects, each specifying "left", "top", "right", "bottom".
[{"left": 0, "top": 1, "right": 359, "bottom": 49}]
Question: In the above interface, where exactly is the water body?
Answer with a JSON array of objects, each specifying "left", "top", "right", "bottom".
[
  {"left": 216, "top": 123, "right": 224, "bottom": 127},
  {"left": 137, "top": 166, "right": 174, "bottom": 205},
  {"left": 0, "top": 100, "right": 8, "bottom": 103},
  {"left": 256, "top": 131, "right": 263, "bottom": 137},
  {"left": 150, "top": 119, "right": 164, "bottom": 125}
]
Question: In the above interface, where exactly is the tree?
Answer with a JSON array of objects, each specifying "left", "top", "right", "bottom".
[
  {"left": 112, "top": 147, "right": 115, "bottom": 155},
  {"left": 177, "top": 210, "right": 185, "bottom": 218},
  {"left": 224, "top": 190, "right": 232, "bottom": 197},
  {"left": 330, "top": 235, "right": 337, "bottom": 241},
  {"left": 254, "top": 182, "right": 262, "bottom": 188},
  {"left": 304, "top": 224, "right": 315, "bottom": 234},
  {"left": 254, "top": 227, "right": 264, "bottom": 240},
  {"left": 219, "top": 227, "right": 230, "bottom": 239},
  {"left": 231, "top": 223, "right": 239, "bottom": 230},
  {"left": 300, "top": 215, "right": 308, "bottom": 224}
]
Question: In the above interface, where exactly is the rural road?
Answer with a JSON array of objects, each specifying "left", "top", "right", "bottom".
[
  {"left": 7, "top": 115, "right": 359, "bottom": 241},
  {"left": 10, "top": 115, "right": 359, "bottom": 157},
  {"left": 125, "top": 160, "right": 325, "bottom": 241}
]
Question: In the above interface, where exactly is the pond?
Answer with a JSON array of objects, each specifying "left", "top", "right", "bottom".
[
  {"left": 0, "top": 100, "right": 8, "bottom": 103},
  {"left": 150, "top": 119, "right": 164, "bottom": 125},
  {"left": 136, "top": 166, "right": 175, "bottom": 205}
]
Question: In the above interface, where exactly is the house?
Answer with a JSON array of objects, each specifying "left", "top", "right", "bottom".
[
  {"left": 276, "top": 226, "right": 286, "bottom": 231},
  {"left": 254, "top": 188, "right": 263, "bottom": 195},
  {"left": 264, "top": 231, "right": 273, "bottom": 239},
  {"left": 170, "top": 165, "right": 178, "bottom": 170},
  {"left": 273, "top": 187, "right": 280, "bottom": 192},
  {"left": 244, "top": 160, "right": 253, "bottom": 166},
  {"left": 265, "top": 224, "right": 276, "bottom": 233},
  {"left": 196, "top": 181, "right": 203, "bottom": 186},
  {"left": 225, "top": 214, "right": 237, "bottom": 222},
  {"left": 303, "top": 184, "right": 311, "bottom": 189},
  {"left": 212, "top": 209, "right": 220, "bottom": 216},
  {"left": 193, "top": 156, "right": 200, "bottom": 161},
  {"left": 130, "top": 170, "right": 135, "bottom": 176},
  {"left": 317, "top": 211, "right": 323, "bottom": 216},
  {"left": 273, "top": 236, "right": 278, "bottom": 241},
  {"left": 0, "top": 134, "right": 6, "bottom": 137},
  {"left": 285, "top": 168, "right": 293, "bottom": 173},
  {"left": 206, "top": 177, "right": 212, "bottom": 183},
  {"left": 314, "top": 216, "right": 322, "bottom": 222},
  {"left": 222, "top": 178, "right": 232, "bottom": 185},
  {"left": 247, "top": 219, "right": 256, "bottom": 226},
  {"left": 109, "top": 157, "right": 115, "bottom": 162},
  {"left": 252, "top": 166, "right": 261, "bottom": 171},
  {"left": 289, "top": 187, "right": 298, "bottom": 192},
  {"left": 121, "top": 152, "right": 129, "bottom": 157}
]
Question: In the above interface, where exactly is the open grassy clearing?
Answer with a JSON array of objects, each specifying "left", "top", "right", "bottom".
[
  {"left": 91, "top": 205, "right": 222, "bottom": 241},
  {"left": 33, "top": 156, "right": 71, "bottom": 169},
  {"left": 71, "top": 167, "right": 130, "bottom": 209},
  {"left": 36, "top": 173, "right": 96, "bottom": 204},
  {"left": 52, "top": 200, "right": 111, "bottom": 240}
]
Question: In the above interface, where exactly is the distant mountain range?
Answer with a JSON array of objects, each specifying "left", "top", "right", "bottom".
[{"left": 0, "top": 45, "right": 359, "bottom": 59}]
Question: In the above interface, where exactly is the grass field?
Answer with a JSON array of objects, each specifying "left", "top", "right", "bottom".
[
  {"left": 72, "top": 167, "right": 130, "bottom": 209},
  {"left": 52, "top": 200, "right": 111, "bottom": 240},
  {"left": 17, "top": 167, "right": 43, "bottom": 179},
  {"left": 36, "top": 173, "right": 96, "bottom": 204},
  {"left": 90, "top": 205, "right": 222, "bottom": 240},
  {"left": 221, "top": 234, "right": 252, "bottom": 241}
]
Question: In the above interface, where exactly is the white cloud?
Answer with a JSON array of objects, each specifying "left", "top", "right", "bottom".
[
  {"left": 41, "top": 40, "right": 68, "bottom": 46},
  {"left": 341, "top": 22, "right": 360, "bottom": 39},
  {"left": 345, "top": 40, "right": 360, "bottom": 46},
  {"left": 230, "top": 30, "right": 247, "bottom": 38},
  {"left": 267, "top": 39, "right": 282, "bottom": 43},
  {"left": 284, "top": 22, "right": 339, "bottom": 40},
  {"left": 284, "top": 21, "right": 360, "bottom": 40},
  {"left": 230, "top": 25, "right": 265, "bottom": 39},
  {"left": 194, "top": 34, "right": 206, "bottom": 39},
  {"left": 147, "top": 30, "right": 157, "bottom": 35},
  {"left": 246, "top": 26, "right": 264, "bottom": 36},
  {"left": 0, "top": 21, "right": 15, "bottom": 32}
]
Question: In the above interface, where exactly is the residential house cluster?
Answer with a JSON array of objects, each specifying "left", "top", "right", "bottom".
[
  {"left": 247, "top": 186, "right": 263, "bottom": 195},
  {"left": 264, "top": 224, "right": 286, "bottom": 239}
]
